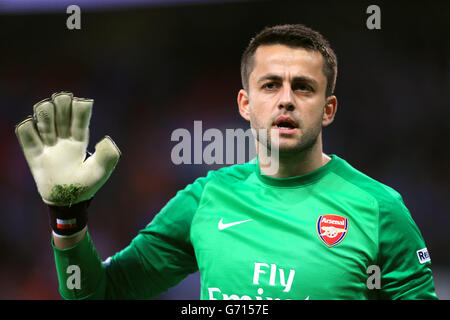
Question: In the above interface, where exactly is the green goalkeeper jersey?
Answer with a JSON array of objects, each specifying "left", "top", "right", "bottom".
[{"left": 53, "top": 154, "right": 438, "bottom": 300}]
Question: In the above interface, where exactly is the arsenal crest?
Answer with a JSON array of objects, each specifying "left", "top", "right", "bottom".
[{"left": 317, "top": 214, "right": 349, "bottom": 247}]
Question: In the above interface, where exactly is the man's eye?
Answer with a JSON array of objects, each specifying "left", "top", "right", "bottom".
[
  {"left": 262, "top": 82, "right": 278, "bottom": 90},
  {"left": 293, "top": 84, "right": 313, "bottom": 92}
]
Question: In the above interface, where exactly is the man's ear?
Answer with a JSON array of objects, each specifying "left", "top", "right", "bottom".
[
  {"left": 322, "top": 95, "right": 337, "bottom": 127},
  {"left": 237, "top": 89, "right": 251, "bottom": 121}
]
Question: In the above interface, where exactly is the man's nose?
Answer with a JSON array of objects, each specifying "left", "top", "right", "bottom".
[{"left": 279, "top": 85, "right": 295, "bottom": 111}]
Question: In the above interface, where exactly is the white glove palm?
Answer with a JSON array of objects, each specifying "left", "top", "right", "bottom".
[{"left": 15, "top": 92, "right": 121, "bottom": 206}]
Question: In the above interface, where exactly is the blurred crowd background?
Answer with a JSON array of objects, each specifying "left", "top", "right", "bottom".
[{"left": 0, "top": 0, "right": 449, "bottom": 299}]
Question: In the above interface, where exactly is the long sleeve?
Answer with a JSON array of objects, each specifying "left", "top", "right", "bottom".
[
  {"left": 378, "top": 190, "right": 438, "bottom": 299},
  {"left": 52, "top": 170, "right": 216, "bottom": 299}
]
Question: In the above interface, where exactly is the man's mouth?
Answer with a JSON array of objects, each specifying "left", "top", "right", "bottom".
[{"left": 273, "top": 116, "right": 298, "bottom": 134}]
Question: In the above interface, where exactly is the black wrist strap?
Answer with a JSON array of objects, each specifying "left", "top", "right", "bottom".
[{"left": 48, "top": 198, "right": 92, "bottom": 236}]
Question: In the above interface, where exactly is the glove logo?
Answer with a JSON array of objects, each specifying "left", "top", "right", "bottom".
[{"left": 317, "top": 214, "right": 349, "bottom": 247}]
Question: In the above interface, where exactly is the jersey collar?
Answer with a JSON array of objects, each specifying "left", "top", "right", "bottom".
[{"left": 254, "top": 154, "right": 339, "bottom": 187}]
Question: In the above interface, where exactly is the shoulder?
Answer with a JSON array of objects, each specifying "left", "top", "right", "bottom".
[
  {"left": 330, "top": 156, "right": 420, "bottom": 241},
  {"left": 330, "top": 155, "right": 406, "bottom": 213}
]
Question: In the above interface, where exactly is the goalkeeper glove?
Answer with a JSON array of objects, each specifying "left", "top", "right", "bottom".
[{"left": 15, "top": 92, "right": 121, "bottom": 236}]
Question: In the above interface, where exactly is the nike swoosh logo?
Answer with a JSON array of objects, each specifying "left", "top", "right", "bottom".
[{"left": 218, "top": 218, "right": 252, "bottom": 230}]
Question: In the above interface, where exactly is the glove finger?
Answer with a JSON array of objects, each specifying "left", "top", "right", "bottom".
[
  {"left": 91, "top": 136, "right": 121, "bottom": 172},
  {"left": 15, "top": 117, "right": 44, "bottom": 161},
  {"left": 52, "top": 91, "right": 73, "bottom": 139},
  {"left": 71, "top": 97, "right": 93, "bottom": 142},
  {"left": 33, "top": 98, "right": 57, "bottom": 146},
  {"left": 80, "top": 136, "right": 120, "bottom": 196}
]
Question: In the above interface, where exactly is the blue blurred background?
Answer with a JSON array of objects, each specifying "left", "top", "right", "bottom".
[{"left": 0, "top": 0, "right": 449, "bottom": 299}]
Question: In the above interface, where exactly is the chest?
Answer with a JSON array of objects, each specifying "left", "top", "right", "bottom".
[{"left": 190, "top": 183, "right": 379, "bottom": 299}]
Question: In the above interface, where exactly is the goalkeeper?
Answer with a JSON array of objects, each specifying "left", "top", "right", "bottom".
[{"left": 15, "top": 24, "right": 438, "bottom": 300}]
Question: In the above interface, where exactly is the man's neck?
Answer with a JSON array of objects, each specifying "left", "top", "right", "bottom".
[{"left": 258, "top": 140, "right": 331, "bottom": 179}]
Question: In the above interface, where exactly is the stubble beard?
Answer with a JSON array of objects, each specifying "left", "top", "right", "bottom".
[{"left": 252, "top": 119, "right": 323, "bottom": 160}]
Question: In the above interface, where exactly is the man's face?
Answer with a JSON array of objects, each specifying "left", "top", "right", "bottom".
[{"left": 239, "top": 44, "right": 334, "bottom": 156}]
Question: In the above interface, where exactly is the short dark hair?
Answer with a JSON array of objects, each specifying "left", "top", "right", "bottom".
[{"left": 240, "top": 24, "right": 338, "bottom": 97}]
